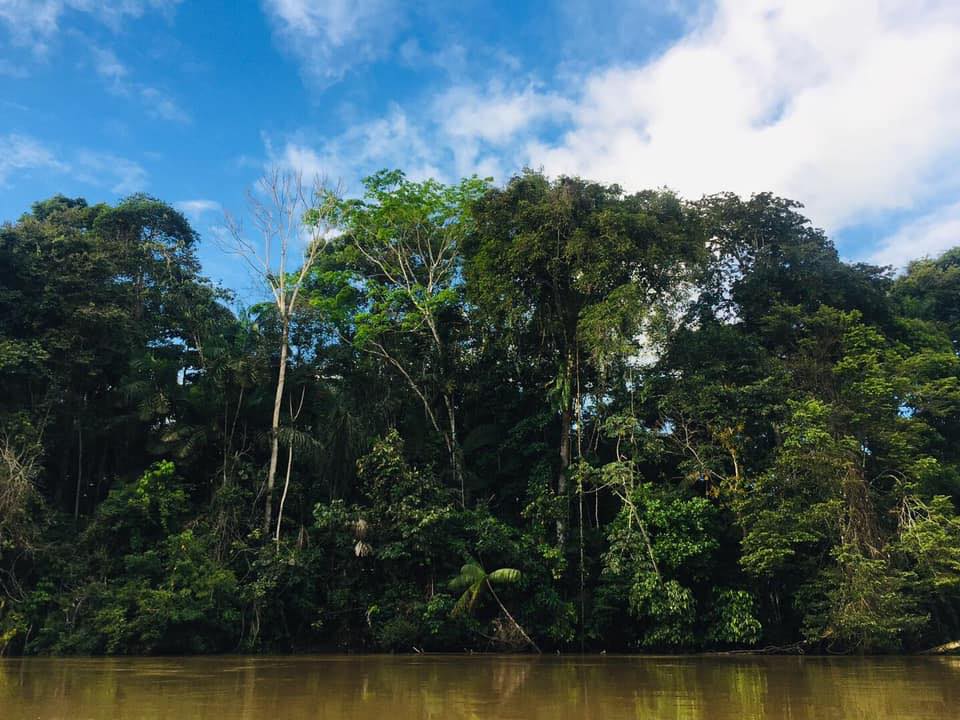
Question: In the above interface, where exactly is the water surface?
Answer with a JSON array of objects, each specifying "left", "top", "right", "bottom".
[{"left": 1, "top": 654, "right": 956, "bottom": 719}]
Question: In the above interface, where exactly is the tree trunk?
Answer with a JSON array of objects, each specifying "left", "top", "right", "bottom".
[
  {"left": 73, "top": 423, "right": 82, "bottom": 520},
  {"left": 275, "top": 444, "right": 294, "bottom": 546},
  {"left": 486, "top": 579, "right": 541, "bottom": 654},
  {"left": 443, "top": 393, "right": 465, "bottom": 507},
  {"left": 264, "top": 326, "right": 289, "bottom": 534},
  {"left": 556, "top": 356, "right": 574, "bottom": 547}
]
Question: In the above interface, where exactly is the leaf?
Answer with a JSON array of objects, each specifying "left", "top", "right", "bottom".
[
  {"left": 448, "top": 563, "right": 485, "bottom": 591},
  {"left": 488, "top": 568, "right": 521, "bottom": 585}
]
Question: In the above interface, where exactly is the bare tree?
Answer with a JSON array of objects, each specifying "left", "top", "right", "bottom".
[{"left": 223, "top": 169, "right": 338, "bottom": 534}]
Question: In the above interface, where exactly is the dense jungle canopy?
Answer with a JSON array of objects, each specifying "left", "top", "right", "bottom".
[{"left": 1, "top": 170, "right": 959, "bottom": 655}]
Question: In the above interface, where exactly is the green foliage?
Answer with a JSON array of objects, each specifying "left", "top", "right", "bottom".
[
  {"left": 598, "top": 477, "right": 726, "bottom": 649},
  {"left": 2, "top": 179, "right": 960, "bottom": 657},
  {"left": 706, "top": 590, "right": 763, "bottom": 646},
  {"left": 449, "top": 561, "right": 521, "bottom": 616}
]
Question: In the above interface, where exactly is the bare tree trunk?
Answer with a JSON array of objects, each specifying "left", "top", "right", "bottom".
[
  {"left": 222, "top": 169, "right": 339, "bottom": 539},
  {"left": 275, "top": 444, "right": 294, "bottom": 546},
  {"left": 264, "top": 327, "right": 289, "bottom": 533}
]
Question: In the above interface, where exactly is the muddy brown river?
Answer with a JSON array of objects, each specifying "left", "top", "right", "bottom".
[{"left": 1, "top": 654, "right": 957, "bottom": 719}]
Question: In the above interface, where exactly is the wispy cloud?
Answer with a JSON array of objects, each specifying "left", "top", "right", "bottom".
[
  {"left": 264, "top": 76, "right": 572, "bottom": 192},
  {"left": 90, "top": 44, "right": 128, "bottom": 85},
  {"left": 175, "top": 199, "right": 222, "bottom": 220},
  {"left": 0, "top": 133, "right": 68, "bottom": 184},
  {"left": 260, "top": 0, "right": 403, "bottom": 87},
  {"left": 138, "top": 86, "right": 190, "bottom": 123},
  {"left": 0, "top": 132, "right": 147, "bottom": 194},
  {"left": 0, "top": 57, "right": 29, "bottom": 77},
  {"left": 0, "top": 0, "right": 181, "bottom": 54},
  {"left": 91, "top": 45, "right": 190, "bottom": 123},
  {"left": 72, "top": 150, "right": 148, "bottom": 194},
  {"left": 265, "top": 106, "right": 443, "bottom": 190}
]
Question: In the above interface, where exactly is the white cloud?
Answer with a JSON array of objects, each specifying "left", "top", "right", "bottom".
[
  {"left": 271, "top": 0, "right": 960, "bottom": 251},
  {"left": 91, "top": 45, "right": 190, "bottom": 123},
  {"left": 0, "top": 134, "right": 68, "bottom": 184},
  {"left": 0, "top": 0, "right": 181, "bottom": 53},
  {"left": 264, "top": 78, "right": 569, "bottom": 192},
  {"left": 0, "top": 133, "right": 147, "bottom": 194},
  {"left": 266, "top": 106, "right": 444, "bottom": 190},
  {"left": 175, "top": 199, "right": 222, "bottom": 220},
  {"left": 531, "top": 0, "right": 960, "bottom": 232},
  {"left": 437, "top": 84, "right": 571, "bottom": 145},
  {"left": 0, "top": 58, "right": 29, "bottom": 77},
  {"left": 256, "top": 0, "right": 960, "bottom": 275},
  {"left": 869, "top": 202, "right": 960, "bottom": 270},
  {"left": 90, "top": 45, "right": 128, "bottom": 85},
  {"left": 261, "top": 0, "right": 401, "bottom": 87},
  {"left": 72, "top": 150, "right": 148, "bottom": 193},
  {"left": 138, "top": 86, "right": 190, "bottom": 123},
  {"left": 432, "top": 83, "right": 572, "bottom": 179}
]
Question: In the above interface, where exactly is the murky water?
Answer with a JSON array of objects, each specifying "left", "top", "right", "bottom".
[{"left": 1, "top": 654, "right": 957, "bottom": 719}]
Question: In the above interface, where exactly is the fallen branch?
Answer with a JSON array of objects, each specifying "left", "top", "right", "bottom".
[
  {"left": 920, "top": 640, "right": 960, "bottom": 655},
  {"left": 706, "top": 642, "right": 806, "bottom": 656}
]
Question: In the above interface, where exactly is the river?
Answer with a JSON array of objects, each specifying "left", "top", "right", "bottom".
[{"left": 1, "top": 655, "right": 957, "bottom": 719}]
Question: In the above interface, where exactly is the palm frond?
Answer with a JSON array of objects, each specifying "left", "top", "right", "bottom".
[
  {"left": 488, "top": 568, "right": 521, "bottom": 585},
  {"left": 448, "top": 562, "right": 485, "bottom": 591},
  {"left": 451, "top": 582, "right": 482, "bottom": 617}
]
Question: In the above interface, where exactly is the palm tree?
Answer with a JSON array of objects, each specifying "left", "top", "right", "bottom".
[{"left": 449, "top": 561, "right": 541, "bottom": 653}]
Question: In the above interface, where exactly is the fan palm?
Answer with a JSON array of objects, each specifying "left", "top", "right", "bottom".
[{"left": 449, "top": 561, "right": 541, "bottom": 653}]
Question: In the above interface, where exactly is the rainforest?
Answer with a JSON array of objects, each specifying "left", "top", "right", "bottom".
[{"left": 2, "top": 169, "right": 959, "bottom": 656}]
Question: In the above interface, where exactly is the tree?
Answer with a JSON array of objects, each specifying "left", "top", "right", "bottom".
[
  {"left": 333, "top": 170, "right": 488, "bottom": 505},
  {"left": 449, "top": 560, "right": 540, "bottom": 653},
  {"left": 895, "top": 247, "right": 960, "bottom": 350},
  {"left": 465, "top": 171, "right": 701, "bottom": 545},
  {"left": 3, "top": 178, "right": 960, "bottom": 657},
  {"left": 224, "top": 170, "right": 339, "bottom": 534}
]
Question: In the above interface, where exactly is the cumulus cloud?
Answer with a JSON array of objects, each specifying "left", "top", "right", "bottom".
[
  {"left": 260, "top": 0, "right": 402, "bottom": 87},
  {"left": 271, "top": 0, "right": 960, "bottom": 259},
  {"left": 869, "top": 202, "right": 960, "bottom": 270},
  {"left": 532, "top": 0, "right": 960, "bottom": 232}
]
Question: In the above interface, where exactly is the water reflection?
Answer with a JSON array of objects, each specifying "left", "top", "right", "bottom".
[{"left": 1, "top": 654, "right": 957, "bottom": 719}]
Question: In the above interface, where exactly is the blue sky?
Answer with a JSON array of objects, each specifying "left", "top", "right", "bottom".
[{"left": 3, "top": 0, "right": 960, "bottom": 295}]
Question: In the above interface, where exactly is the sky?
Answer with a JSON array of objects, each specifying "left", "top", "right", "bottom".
[{"left": 2, "top": 0, "right": 960, "bottom": 294}]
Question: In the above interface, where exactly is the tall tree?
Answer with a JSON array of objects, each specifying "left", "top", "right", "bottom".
[
  {"left": 465, "top": 171, "right": 701, "bottom": 544},
  {"left": 333, "top": 170, "right": 488, "bottom": 505},
  {"left": 224, "top": 170, "right": 339, "bottom": 534}
]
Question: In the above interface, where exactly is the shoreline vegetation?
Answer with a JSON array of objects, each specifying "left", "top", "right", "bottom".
[{"left": 2, "top": 169, "right": 960, "bottom": 658}]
